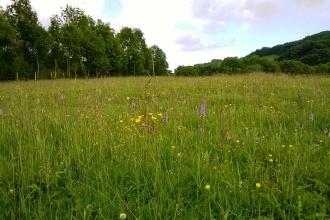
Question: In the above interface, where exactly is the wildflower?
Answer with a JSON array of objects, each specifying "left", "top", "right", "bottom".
[
  {"left": 9, "top": 189, "right": 14, "bottom": 194},
  {"left": 120, "top": 120, "right": 123, "bottom": 123},
  {"left": 324, "top": 128, "right": 329, "bottom": 135},
  {"left": 236, "top": 140, "right": 240, "bottom": 143},
  {"left": 282, "top": 145, "right": 285, "bottom": 148},
  {"left": 200, "top": 125, "right": 205, "bottom": 132},
  {"left": 177, "top": 153, "right": 181, "bottom": 157},
  {"left": 163, "top": 113, "right": 168, "bottom": 122},
  {"left": 239, "top": 181, "right": 244, "bottom": 188},
  {"left": 126, "top": 97, "right": 130, "bottom": 100},
  {"left": 309, "top": 113, "right": 314, "bottom": 121},
  {"left": 194, "top": 108, "right": 198, "bottom": 115},
  {"left": 0, "top": 108, "right": 3, "bottom": 116},
  {"left": 289, "top": 144, "right": 294, "bottom": 149},
  {"left": 60, "top": 94, "right": 66, "bottom": 101},
  {"left": 157, "top": 113, "right": 162, "bottom": 117},
  {"left": 256, "top": 183, "right": 261, "bottom": 188},
  {"left": 200, "top": 102, "right": 206, "bottom": 117},
  {"left": 269, "top": 154, "right": 272, "bottom": 157},
  {"left": 269, "top": 158, "right": 273, "bottom": 163},
  {"left": 151, "top": 116, "right": 157, "bottom": 120},
  {"left": 171, "top": 146, "right": 176, "bottom": 149},
  {"left": 120, "top": 213, "right": 127, "bottom": 219},
  {"left": 183, "top": 99, "right": 188, "bottom": 104},
  {"left": 205, "top": 184, "right": 211, "bottom": 190}
]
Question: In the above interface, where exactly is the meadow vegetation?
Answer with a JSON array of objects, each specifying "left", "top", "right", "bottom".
[{"left": 0, "top": 73, "right": 330, "bottom": 219}]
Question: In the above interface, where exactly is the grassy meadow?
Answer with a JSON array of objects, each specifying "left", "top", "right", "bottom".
[{"left": 0, "top": 73, "right": 330, "bottom": 219}]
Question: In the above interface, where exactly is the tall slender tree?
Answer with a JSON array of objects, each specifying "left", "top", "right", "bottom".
[
  {"left": 6, "top": 0, "right": 49, "bottom": 79},
  {"left": 150, "top": 45, "right": 169, "bottom": 75}
]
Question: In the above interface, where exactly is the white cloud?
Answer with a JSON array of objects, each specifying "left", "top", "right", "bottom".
[
  {"left": 294, "top": 0, "right": 326, "bottom": 9},
  {"left": 0, "top": 0, "right": 107, "bottom": 27},
  {"left": 175, "top": 33, "right": 235, "bottom": 51},
  {"left": 110, "top": 0, "right": 197, "bottom": 70}
]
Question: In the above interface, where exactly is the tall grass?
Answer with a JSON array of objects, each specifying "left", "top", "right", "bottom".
[{"left": 0, "top": 73, "right": 330, "bottom": 219}]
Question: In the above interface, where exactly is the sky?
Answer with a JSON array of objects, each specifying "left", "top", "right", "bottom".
[{"left": 1, "top": 0, "right": 330, "bottom": 71}]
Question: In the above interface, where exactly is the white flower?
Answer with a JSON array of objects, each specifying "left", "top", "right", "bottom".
[{"left": 120, "top": 213, "right": 127, "bottom": 219}]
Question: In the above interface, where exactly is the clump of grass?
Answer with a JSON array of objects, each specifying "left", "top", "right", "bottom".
[{"left": 0, "top": 73, "right": 330, "bottom": 219}]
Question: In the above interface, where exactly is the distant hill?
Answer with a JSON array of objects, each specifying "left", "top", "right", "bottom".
[{"left": 246, "top": 31, "right": 330, "bottom": 66}]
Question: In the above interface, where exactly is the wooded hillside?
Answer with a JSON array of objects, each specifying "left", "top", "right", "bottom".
[
  {"left": 247, "top": 31, "right": 330, "bottom": 66},
  {"left": 174, "top": 31, "right": 330, "bottom": 76}
]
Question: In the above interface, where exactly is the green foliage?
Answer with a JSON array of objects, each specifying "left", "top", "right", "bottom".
[
  {"left": 174, "top": 55, "right": 330, "bottom": 76},
  {"left": 116, "top": 27, "right": 160, "bottom": 76},
  {"left": 248, "top": 31, "right": 330, "bottom": 66},
  {"left": 0, "top": 1, "right": 168, "bottom": 80},
  {"left": 150, "top": 45, "right": 169, "bottom": 76},
  {"left": 0, "top": 10, "right": 16, "bottom": 80},
  {"left": 1, "top": 74, "right": 330, "bottom": 218}
]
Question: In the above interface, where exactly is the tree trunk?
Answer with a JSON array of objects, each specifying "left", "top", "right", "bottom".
[
  {"left": 54, "top": 58, "right": 56, "bottom": 79},
  {"left": 68, "top": 58, "right": 71, "bottom": 77},
  {"left": 78, "top": 58, "right": 83, "bottom": 77},
  {"left": 37, "top": 55, "right": 39, "bottom": 80},
  {"left": 67, "top": 56, "right": 69, "bottom": 77}
]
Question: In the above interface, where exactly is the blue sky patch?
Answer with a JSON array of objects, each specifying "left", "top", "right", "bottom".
[{"left": 103, "top": 0, "right": 122, "bottom": 19}]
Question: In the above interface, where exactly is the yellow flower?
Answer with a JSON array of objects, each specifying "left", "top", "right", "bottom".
[
  {"left": 269, "top": 154, "right": 272, "bottom": 157},
  {"left": 177, "top": 153, "right": 181, "bottom": 157},
  {"left": 171, "top": 146, "right": 176, "bottom": 149},
  {"left": 256, "top": 183, "right": 261, "bottom": 188},
  {"left": 135, "top": 118, "right": 141, "bottom": 123},
  {"left": 120, "top": 120, "right": 123, "bottom": 123},
  {"left": 269, "top": 158, "right": 273, "bottom": 163},
  {"left": 289, "top": 144, "right": 294, "bottom": 148},
  {"left": 151, "top": 116, "right": 157, "bottom": 120},
  {"left": 236, "top": 140, "right": 240, "bottom": 143},
  {"left": 157, "top": 113, "right": 162, "bottom": 117},
  {"left": 126, "top": 97, "right": 130, "bottom": 100},
  {"left": 9, "top": 189, "right": 14, "bottom": 194},
  {"left": 205, "top": 184, "right": 211, "bottom": 190}
]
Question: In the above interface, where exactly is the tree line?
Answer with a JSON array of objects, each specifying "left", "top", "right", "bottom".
[
  {"left": 0, "top": 0, "right": 169, "bottom": 81},
  {"left": 174, "top": 56, "right": 330, "bottom": 76},
  {"left": 247, "top": 31, "right": 330, "bottom": 66}
]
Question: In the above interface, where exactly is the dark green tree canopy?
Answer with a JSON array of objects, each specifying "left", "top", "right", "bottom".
[
  {"left": 0, "top": 0, "right": 168, "bottom": 80},
  {"left": 247, "top": 31, "right": 330, "bottom": 66}
]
